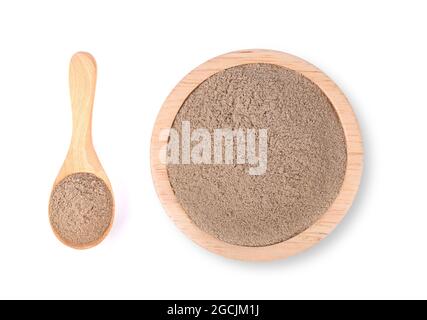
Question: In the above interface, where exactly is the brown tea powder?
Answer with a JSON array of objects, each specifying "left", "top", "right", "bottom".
[
  {"left": 167, "top": 63, "right": 347, "bottom": 247},
  {"left": 49, "top": 172, "right": 113, "bottom": 246}
]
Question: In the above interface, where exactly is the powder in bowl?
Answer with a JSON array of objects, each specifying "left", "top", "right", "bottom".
[
  {"left": 49, "top": 172, "right": 114, "bottom": 246},
  {"left": 166, "top": 63, "right": 347, "bottom": 247}
]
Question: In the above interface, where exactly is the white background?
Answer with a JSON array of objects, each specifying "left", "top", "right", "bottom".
[{"left": 0, "top": 0, "right": 426, "bottom": 300}]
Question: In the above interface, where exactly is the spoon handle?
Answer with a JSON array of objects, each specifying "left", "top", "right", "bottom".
[
  {"left": 69, "top": 52, "right": 97, "bottom": 151},
  {"left": 55, "top": 52, "right": 108, "bottom": 186}
]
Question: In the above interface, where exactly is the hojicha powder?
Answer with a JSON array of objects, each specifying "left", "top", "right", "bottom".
[
  {"left": 49, "top": 172, "right": 113, "bottom": 246},
  {"left": 167, "top": 63, "right": 347, "bottom": 247}
]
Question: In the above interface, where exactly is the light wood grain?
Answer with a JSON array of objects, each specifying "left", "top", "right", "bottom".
[
  {"left": 49, "top": 52, "right": 114, "bottom": 249},
  {"left": 151, "top": 49, "right": 363, "bottom": 261}
]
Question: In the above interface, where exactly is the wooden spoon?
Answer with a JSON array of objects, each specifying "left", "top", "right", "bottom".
[{"left": 49, "top": 52, "right": 114, "bottom": 249}]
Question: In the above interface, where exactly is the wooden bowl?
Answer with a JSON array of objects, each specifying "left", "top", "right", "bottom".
[{"left": 151, "top": 49, "right": 363, "bottom": 261}]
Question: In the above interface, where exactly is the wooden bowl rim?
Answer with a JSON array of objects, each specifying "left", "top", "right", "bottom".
[{"left": 150, "top": 49, "right": 363, "bottom": 261}]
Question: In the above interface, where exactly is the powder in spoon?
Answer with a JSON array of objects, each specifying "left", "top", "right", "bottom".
[
  {"left": 49, "top": 172, "right": 113, "bottom": 246},
  {"left": 167, "top": 63, "right": 347, "bottom": 247}
]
